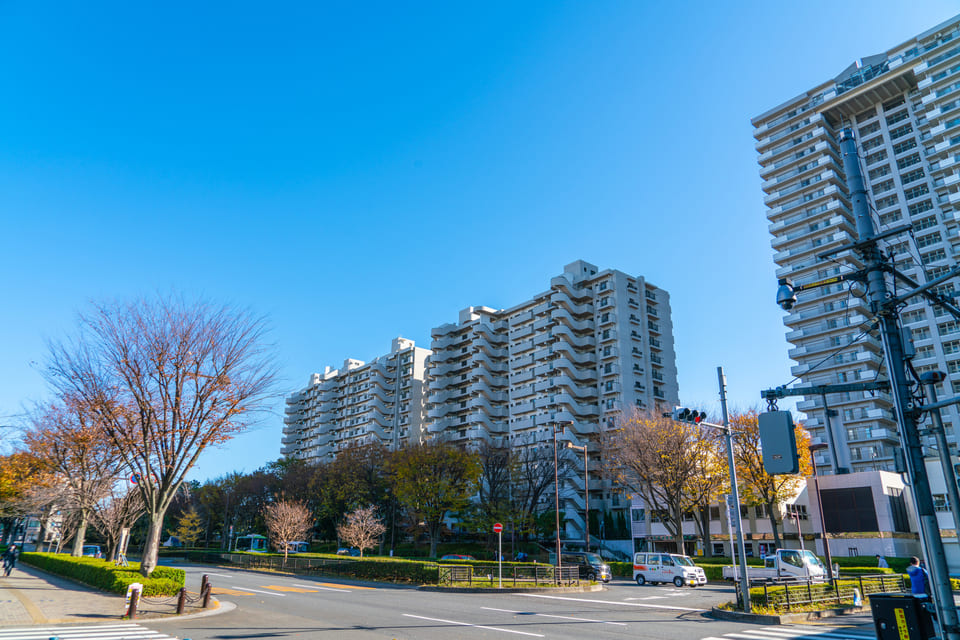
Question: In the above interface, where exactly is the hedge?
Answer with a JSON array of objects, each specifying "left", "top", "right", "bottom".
[{"left": 20, "top": 552, "right": 184, "bottom": 596}]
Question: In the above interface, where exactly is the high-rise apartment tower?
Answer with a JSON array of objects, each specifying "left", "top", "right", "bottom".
[{"left": 753, "top": 15, "right": 960, "bottom": 474}]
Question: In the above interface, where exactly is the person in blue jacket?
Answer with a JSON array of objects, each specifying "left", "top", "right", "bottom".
[{"left": 907, "top": 556, "right": 931, "bottom": 597}]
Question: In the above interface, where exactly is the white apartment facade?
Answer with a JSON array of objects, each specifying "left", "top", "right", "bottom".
[
  {"left": 282, "top": 337, "right": 431, "bottom": 462},
  {"left": 426, "top": 260, "right": 680, "bottom": 541},
  {"left": 753, "top": 15, "right": 960, "bottom": 474}
]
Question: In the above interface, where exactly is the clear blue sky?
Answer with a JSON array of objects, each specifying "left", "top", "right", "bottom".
[{"left": 2, "top": 1, "right": 956, "bottom": 481}]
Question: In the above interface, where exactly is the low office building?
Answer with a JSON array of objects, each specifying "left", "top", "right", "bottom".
[{"left": 282, "top": 337, "right": 431, "bottom": 462}]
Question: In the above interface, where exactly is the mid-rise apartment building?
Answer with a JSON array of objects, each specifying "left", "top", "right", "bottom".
[
  {"left": 282, "top": 337, "right": 431, "bottom": 462},
  {"left": 426, "top": 260, "right": 679, "bottom": 540},
  {"left": 753, "top": 15, "right": 960, "bottom": 474}
]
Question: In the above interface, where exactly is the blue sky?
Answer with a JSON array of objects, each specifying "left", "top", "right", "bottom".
[{"left": 1, "top": 1, "right": 957, "bottom": 481}]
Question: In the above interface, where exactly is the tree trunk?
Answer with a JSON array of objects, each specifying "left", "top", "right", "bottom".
[
  {"left": 428, "top": 524, "right": 439, "bottom": 558},
  {"left": 72, "top": 510, "right": 89, "bottom": 557},
  {"left": 767, "top": 504, "right": 781, "bottom": 549},
  {"left": 140, "top": 513, "right": 164, "bottom": 577},
  {"left": 699, "top": 507, "right": 713, "bottom": 558}
]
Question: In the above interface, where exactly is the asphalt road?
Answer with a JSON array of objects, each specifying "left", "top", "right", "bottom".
[{"left": 141, "top": 564, "right": 877, "bottom": 640}]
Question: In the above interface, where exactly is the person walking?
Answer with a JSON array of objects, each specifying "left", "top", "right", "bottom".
[
  {"left": 907, "top": 556, "right": 931, "bottom": 598},
  {"left": 2, "top": 545, "right": 19, "bottom": 577},
  {"left": 876, "top": 554, "right": 889, "bottom": 569}
]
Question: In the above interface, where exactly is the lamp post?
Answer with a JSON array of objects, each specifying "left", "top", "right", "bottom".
[
  {"left": 552, "top": 422, "right": 563, "bottom": 583},
  {"left": 808, "top": 442, "right": 834, "bottom": 582},
  {"left": 567, "top": 442, "right": 589, "bottom": 551}
]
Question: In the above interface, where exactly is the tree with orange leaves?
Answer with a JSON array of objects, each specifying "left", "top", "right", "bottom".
[
  {"left": 23, "top": 399, "right": 123, "bottom": 556},
  {"left": 731, "top": 408, "right": 812, "bottom": 550},
  {"left": 45, "top": 295, "right": 277, "bottom": 576}
]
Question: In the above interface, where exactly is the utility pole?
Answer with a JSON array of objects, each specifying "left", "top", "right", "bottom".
[
  {"left": 775, "top": 130, "right": 960, "bottom": 639},
  {"left": 718, "top": 367, "right": 751, "bottom": 613},
  {"left": 921, "top": 372, "right": 960, "bottom": 535}
]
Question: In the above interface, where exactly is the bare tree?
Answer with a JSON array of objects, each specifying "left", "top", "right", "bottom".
[
  {"left": 337, "top": 506, "right": 386, "bottom": 558},
  {"left": 45, "top": 295, "right": 277, "bottom": 576},
  {"left": 511, "top": 435, "right": 573, "bottom": 542},
  {"left": 264, "top": 500, "right": 312, "bottom": 562},
  {"left": 91, "top": 486, "right": 145, "bottom": 561},
  {"left": 23, "top": 400, "right": 121, "bottom": 556},
  {"left": 602, "top": 410, "right": 707, "bottom": 554}
]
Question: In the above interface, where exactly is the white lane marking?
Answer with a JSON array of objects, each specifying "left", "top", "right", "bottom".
[
  {"left": 291, "top": 582, "right": 351, "bottom": 592},
  {"left": 229, "top": 585, "right": 286, "bottom": 596},
  {"left": 403, "top": 613, "right": 545, "bottom": 637},
  {"left": 625, "top": 595, "right": 668, "bottom": 600},
  {"left": 517, "top": 592, "right": 706, "bottom": 612},
  {"left": 204, "top": 572, "right": 235, "bottom": 578},
  {"left": 481, "top": 606, "right": 627, "bottom": 626}
]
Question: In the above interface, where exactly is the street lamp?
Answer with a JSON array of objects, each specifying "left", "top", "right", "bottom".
[
  {"left": 567, "top": 442, "right": 589, "bottom": 552},
  {"left": 808, "top": 442, "right": 834, "bottom": 582},
  {"left": 552, "top": 420, "right": 572, "bottom": 584}
]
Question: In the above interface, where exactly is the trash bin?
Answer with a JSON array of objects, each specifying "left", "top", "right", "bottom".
[{"left": 870, "top": 592, "right": 936, "bottom": 640}]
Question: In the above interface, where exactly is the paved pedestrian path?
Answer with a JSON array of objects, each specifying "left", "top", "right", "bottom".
[
  {"left": 700, "top": 623, "right": 876, "bottom": 640},
  {"left": 0, "top": 562, "right": 216, "bottom": 627}
]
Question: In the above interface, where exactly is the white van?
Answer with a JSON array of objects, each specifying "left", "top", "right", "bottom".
[
  {"left": 633, "top": 552, "right": 707, "bottom": 587},
  {"left": 285, "top": 541, "right": 309, "bottom": 554}
]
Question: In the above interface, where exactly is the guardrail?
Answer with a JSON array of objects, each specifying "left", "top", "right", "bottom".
[
  {"left": 438, "top": 563, "right": 580, "bottom": 587},
  {"left": 751, "top": 573, "right": 905, "bottom": 612}
]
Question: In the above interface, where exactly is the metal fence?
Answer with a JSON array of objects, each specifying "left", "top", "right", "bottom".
[
  {"left": 751, "top": 573, "right": 905, "bottom": 612},
  {"left": 438, "top": 563, "right": 580, "bottom": 587}
]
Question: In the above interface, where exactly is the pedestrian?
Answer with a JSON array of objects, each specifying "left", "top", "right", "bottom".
[
  {"left": 906, "top": 556, "right": 931, "bottom": 598},
  {"left": 876, "top": 554, "right": 889, "bottom": 569},
  {"left": 2, "top": 545, "right": 19, "bottom": 577}
]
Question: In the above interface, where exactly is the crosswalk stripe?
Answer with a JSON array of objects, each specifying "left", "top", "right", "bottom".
[
  {"left": 704, "top": 628, "right": 874, "bottom": 640},
  {"left": 0, "top": 623, "right": 175, "bottom": 640}
]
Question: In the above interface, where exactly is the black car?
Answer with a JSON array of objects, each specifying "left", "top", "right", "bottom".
[{"left": 561, "top": 552, "right": 612, "bottom": 582}]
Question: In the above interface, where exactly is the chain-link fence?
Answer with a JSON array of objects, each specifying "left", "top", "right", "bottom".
[{"left": 438, "top": 563, "right": 580, "bottom": 587}]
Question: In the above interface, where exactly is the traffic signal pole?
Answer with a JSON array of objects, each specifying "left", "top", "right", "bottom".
[
  {"left": 718, "top": 367, "right": 752, "bottom": 613},
  {"left": 837, "top": 130, "right": 959, "bottom": 639}
]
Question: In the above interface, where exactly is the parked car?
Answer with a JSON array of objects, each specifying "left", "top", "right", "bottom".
[
  {"left": 336, "top": 547, "right": 361, "bottom": 556},
  {"left": 82, "top": 544, "right": 103, "bottom": 559},
  {"left": 562, "top": 551, "right": 611, "bottom": 583},
  {"left": 440, "top": 554, "right": 476, "bottom": 560}
]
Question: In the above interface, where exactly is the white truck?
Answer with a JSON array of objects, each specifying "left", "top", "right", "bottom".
[{"left": 723, "top": 549, "right": 826, "bottom": 582}]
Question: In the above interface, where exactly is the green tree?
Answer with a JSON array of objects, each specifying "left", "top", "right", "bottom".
[
  {"left": 174, "top": 506, "right": 204, "bottom": 547},
  {"left": 388, "top": 440, "right": 481, "bottom": 557}
]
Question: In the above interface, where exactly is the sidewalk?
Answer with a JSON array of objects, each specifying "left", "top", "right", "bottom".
[{"left": 0, "top": 563, "right": 218, "bottom": 627}]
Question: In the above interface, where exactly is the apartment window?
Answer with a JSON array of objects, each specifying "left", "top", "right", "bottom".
[
  {"left": 602, "top": 329, "right": 610, "bottom": 340},
  {"left": 604, "top": 363, "right": 613, "bottom": 374},
  {"left": 892, "top": 139, "right": 917, "bottom": 155},
  {"left": 914, "top": 215, "right": 938, "bottom": 231},
  {"left": 904, "top": 184, "right": 930, "bottom": 200},
  {"left": 875, "top": 194, "right": 899, "bottom": 209},
  {"left": 632, "top": 508, "right": 645, "bottom": 522},
  {"left": 868, "top": 164, "right": 892, "bottom": 180},
  {"left": 908, "top": 199, "right": 933, "bottom": 216},
  {"left": 917, "top": 232, "right": 942, "bottom": 248},
  {"left": 871, "top": 179, "right": 895, "bottom": 195},
  {"left": 900, "top": 168, "right": 925, "bottom": 184},
  {"left": 866, "top": 149, "right": 888, "bottom": 165},
  {"left": 599, "top": 281, "right": 608, "bottom": 291},
  {"left": 897, "top": 153, "right": 921, "bottom": 170},
  {"left": 921, "top": 248, "right": 946, "bottom": 265},
  {"left": 889, "top": 123, "right": 914, "bottom": 140},
  {"left": 601, "top": 312, "right": 610, "bottom": 322}
]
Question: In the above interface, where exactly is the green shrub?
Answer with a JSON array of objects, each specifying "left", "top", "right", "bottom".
[
  {"left": 20, "top": 552, "right": 184, "bottom": 596},
  {"left": 609, "top": 562, "right": 632, "bottom": 578}
]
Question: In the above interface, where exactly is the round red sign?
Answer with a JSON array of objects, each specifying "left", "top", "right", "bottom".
[{"left": 493, "top": 523, "right": 503, "bottom": 533}]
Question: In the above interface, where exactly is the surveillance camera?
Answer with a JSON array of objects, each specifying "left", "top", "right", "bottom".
[{"left": 776, "top": 281, "right": 797, "bottom": 311}]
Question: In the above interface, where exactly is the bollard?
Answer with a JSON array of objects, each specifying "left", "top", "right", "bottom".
[
  {"left": 201, "top": 574, "right": 209, "bottom": 595},
  {"left": 202, "top": 581, "right": 212, "bottom": 608},
  {"left": 127, "top": 585, "right": 141, "bottom": 619},
  {"left": 177, "top": 587, "right": 187, "bottom": 615}
]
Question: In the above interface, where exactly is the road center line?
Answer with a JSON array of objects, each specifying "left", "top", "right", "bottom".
[
  {"left": 228, "top": 586, "right": 286, "bottom": 596},
  {"left": 481, "top": 607, "right": 627, "bottom": 626},
  {"left": 517, "top": 593, "right": 705, "bottom": 612},
  {"left": 402, "top": 613, "right": 545, "bottom": 637}
]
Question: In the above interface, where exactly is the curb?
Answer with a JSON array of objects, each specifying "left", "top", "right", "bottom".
[
  {"left": 709, "top": 605, "right": 868, "bottom": 624},
  {"left": 418, "top": 584, "right": 605, "bottom": 593}
]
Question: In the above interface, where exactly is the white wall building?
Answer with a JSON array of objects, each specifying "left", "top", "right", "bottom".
[
  {"left": 753, "top": 14, "right": 960, "bottom": 475},
  {"left": 426, "top": 260, "right": 680, "bottom": 542},
  {"left": 282, "top": 337, "right": 431, "bottom": 462}
]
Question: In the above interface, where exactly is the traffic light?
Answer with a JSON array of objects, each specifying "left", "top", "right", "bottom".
[
  {"left": 671, "top": 407, "right": 707, "bottom": 424},
  {"left": 758, "top": 411, "right": 799, "bottom": 475}
]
